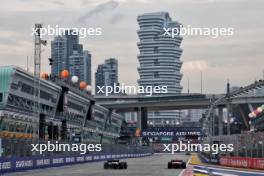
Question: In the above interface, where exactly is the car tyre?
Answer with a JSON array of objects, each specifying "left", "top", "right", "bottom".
[
  {"left": 104, "top": 162, "right": 108, "bottom": 169},
  {"left": 113, "top": 164, "right": 118, "bottom": 169},
  {"left": 168, "top": 162, "right": 172, "bottom": 169},
  {"left": 119, "top": 163, "right": 124, "bottom": 169},
  {"left": 124, "top": 162, "right": 128, "bottom": 169}
]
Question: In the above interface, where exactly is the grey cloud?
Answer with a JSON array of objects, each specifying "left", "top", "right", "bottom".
[
  {"left": 0, "top": 37, "right": 21, "bottom": 46},
  {"left": 109, "top": 13, "right": 124, "bottom": 24},
  {"left": 81, "top": 0, "right": 95, "bottom": 6},
  {"left": 78, "top": 0, "right": 119, "bottom": 23},
  {"left": 51, "top": 1, "right": 65, "bottom": 6},
  {"left": 0, "top": 0, "right": 263, "bottom": 94},
  {"left": 16, "top": 0, "right": 33, "bottom": 2}
]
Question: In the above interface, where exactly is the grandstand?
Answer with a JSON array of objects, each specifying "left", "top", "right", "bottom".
[{"left": 0, "top": 66, "right": 124, "bottom": 157}]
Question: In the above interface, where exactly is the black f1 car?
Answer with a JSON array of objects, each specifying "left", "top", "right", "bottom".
[
  {"left": 104, "top": 160, "right": 128, "bottom": 169},
  {"left": 168, "top": 159, "right": 186, "bottom": 169}
]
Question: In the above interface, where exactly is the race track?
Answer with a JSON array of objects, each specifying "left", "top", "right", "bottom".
[
  {"left": 4, "top": 154, "right": 264, "bottom": 176},
  {"left": 5, "top": 153, "right": 189, "bottom": 176}
]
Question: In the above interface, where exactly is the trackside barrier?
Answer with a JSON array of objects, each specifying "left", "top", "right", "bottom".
[
  {"left": 220, "top": 156, "right": 264, "bottom": 170},
  {"left": 0, "top": 153, "right": 152, "bottom": 174},
  {"left": 198, "top": 153, "right": 219, "bottom": 164}
]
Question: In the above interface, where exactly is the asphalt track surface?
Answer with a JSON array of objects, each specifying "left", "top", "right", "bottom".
[
  {"left": 5, "top": 153, "right": 190, "bottom": 176},
  {"left": 4, "top": 154, "right": 264, "bottom": 176}
]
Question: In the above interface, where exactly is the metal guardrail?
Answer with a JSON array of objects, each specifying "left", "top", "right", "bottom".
[
  {"left": 0, "top": 151, "right": 152, "bottom": 174},
  {"left": 205, "top": 132, "right": 264, "bottom": 158},
  {"left": 0, "top": 138, "right": 152, "bottom": 158},
  {"left": 0, "top": 138, "right": 153, "bottom": 173}
]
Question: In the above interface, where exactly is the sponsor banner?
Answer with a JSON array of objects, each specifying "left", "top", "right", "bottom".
[
  {"left": 93, "top": 155, "right": 100, "bottom": 160},
  {"left": 52, "top": 157, "right": 65, "bottom": 166},
  {"left": 100, "top": 155, "right": 106, "bottom": 160},
  {"left": 0, "top": 158, "right": 12, "bottom": 172},
  {"left": 76, "top": 156, "right": 85, "bottom": 162},
  {"left": 199, "top": 154, "right": 219, "bottom": 164},
  {"left": 220, "top": 156, "right": 264, "bottom": 170},
  {"left": 35, "top": 158, "right": 51, "bottom": 167},
  {"left": 141, "top": 127, "right": 203, "bottom": 137},
  {"left": 85, "top": 156, "right": 92, "bottom": 161}
]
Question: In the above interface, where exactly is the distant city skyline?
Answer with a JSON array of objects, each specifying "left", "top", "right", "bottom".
[
  {"left": 51, "top": 30, "right": 92, "bottom": 84},
  {"left": 0, "top": 0, "right": 264, "bottom": 94},
  {"left": 95, "top": 58, "right": 119, "bottom": 94}
]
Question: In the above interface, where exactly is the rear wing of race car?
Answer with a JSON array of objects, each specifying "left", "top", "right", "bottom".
[
  {"left": 107, "top": 160, "right": 120, "bottom": 163},
  {"left": 171, "top": 160, "right": 183, "bottom": 162}
]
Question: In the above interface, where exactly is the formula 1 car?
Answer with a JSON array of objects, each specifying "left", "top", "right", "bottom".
[
  {"left": 168, "top": 159, "right": 186, "bottom": 169},
  {"left": 104, "top": 160, "right": 128, "bottom": 169},
  {"left": 185, "top": 152, "right": 191, "bottom": 155}
]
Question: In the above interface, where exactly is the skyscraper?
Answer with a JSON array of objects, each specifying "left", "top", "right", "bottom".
[
  {"left": 51, "top": 30, "right": 92, "bottom": 84},
  {"left": 51, "top": 36, "right": 67, "bottom": 76},
  {"left": 69, "top": 50, "right": 91, "bottom": 84},
  {"left": 65, "top": 30, "right": 82, "bottom": 70},
  {"left": 95, "top": 58, "right": 119, "bottom": 95},
  {"left": 104, "top": 58, "right": 118, "bottom": 87},
  {"left": 183, "top": 109, "right": 205, "bottom": 122},
  {"left": 137, "top": 12, "right": 183, "bottom": 126},
  {"left": 83, "top": 50, "right": 92, "bottom": 84},
  {"left": 95, "top": 64, "right": 105, "bottom": 94}
]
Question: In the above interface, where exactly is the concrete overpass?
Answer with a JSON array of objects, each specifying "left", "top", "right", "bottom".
[
  {"left": 95, "top": 93, "right": 224, "bottom": 130},
  {"left": 95, "top": 93, "right": 223, "bottom": 112},
  {"left": 95, "top": 79, "right": 264, "bottom": 112},
  {"left": 94, "top": 80, "right": 264, "bottom": 132},
  {"left": 204, "top": 80, "right": 264, "bottom": 137}
]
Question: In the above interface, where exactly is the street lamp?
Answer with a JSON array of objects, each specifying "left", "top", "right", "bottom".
[
  {"left": 230, "top": 117, "right": 235, "bottom": 124},
  {"left": 223, "top": 117, "right": 235, "bottom": 135},
  {"left": 243, "top": 146, "right": 247, "bottom": 157},
  {"left": 259, "top": 141, "right": 263, "bottom": 158}
]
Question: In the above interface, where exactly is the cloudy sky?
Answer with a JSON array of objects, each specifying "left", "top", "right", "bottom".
[{"left": 0, "top": 0, "right": 263, "bottom": 94}]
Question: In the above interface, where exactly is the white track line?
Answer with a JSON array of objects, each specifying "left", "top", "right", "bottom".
[
  {"left": 211, "top": 171, "right": 238, "bottom": 176},
  {"left": 207, "top": 166, "right": 264, "bottom": 175},
  {"left": 193, "top": 168, "right": 209, "bottom": 174},
  {"left": 179, "top": 156, "right": 192, "bottom": 176}
]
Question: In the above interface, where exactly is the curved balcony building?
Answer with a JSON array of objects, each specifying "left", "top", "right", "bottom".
[{"left": 137, "top": 12, "right": 183, "bottom": 126}]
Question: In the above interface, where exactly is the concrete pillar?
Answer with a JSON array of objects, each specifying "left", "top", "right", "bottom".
[
  {"left": 238, "top": 104, "right": 250, "bottom": 130},
  {"left": 226, "top": 101, "right": 231, "bottom": 135},
  {"left": 136, "top": 107, "right": 141, "bottom": 130},
  {"left": 209, "top": 111, "right": 214, "bottom": 136},
  {"left": 135, "top": 107, "right": 148, "bottom": 130},
  {"left": 218, "top": 107, "right": 224, "bottom": 136},
  {"left": 212, "top": 109, "right": 216, "bottom": 136},
  {"left": 135, "top": 107, "right": 144, "bottom": 145},
  {"left": 141, "top": 107, "right": 148, "bottom": 130}
]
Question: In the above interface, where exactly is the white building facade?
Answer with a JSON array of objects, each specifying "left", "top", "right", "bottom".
[{"left": 137, "top": 12, "right": 183, "bottom": 126}]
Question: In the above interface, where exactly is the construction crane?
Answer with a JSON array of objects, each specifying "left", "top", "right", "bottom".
[{"left": 33, "top": 24, "right": 47, "bottom": 141}]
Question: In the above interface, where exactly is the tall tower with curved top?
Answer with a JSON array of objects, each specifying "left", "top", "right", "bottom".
[{"left": 137, "top": 12, "right": 183, "bottom": 126}]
